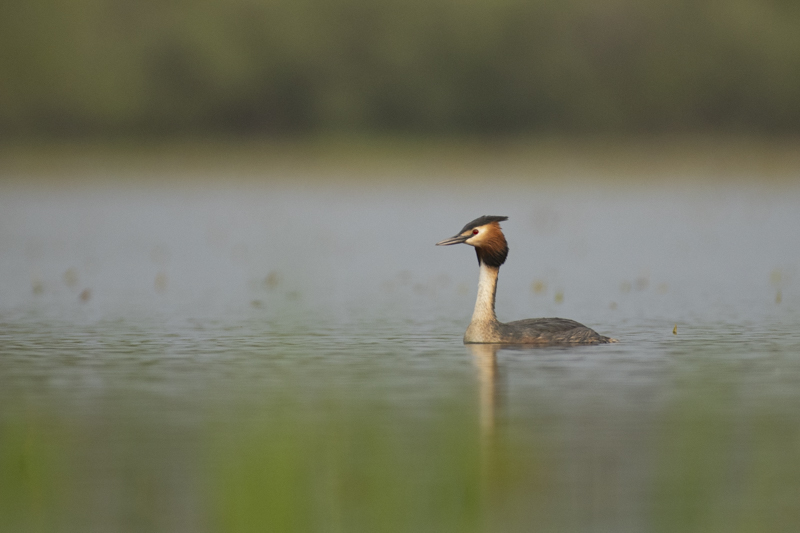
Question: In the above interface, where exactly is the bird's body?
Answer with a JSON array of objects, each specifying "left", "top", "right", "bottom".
[
  {"left": 437, "top": 215, "right": 615, "bottom": 345},
  {"left": 467, "top": 316, "right": 612, "bottom": 344}
]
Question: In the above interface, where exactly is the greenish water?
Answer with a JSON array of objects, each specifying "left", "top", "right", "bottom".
[{"left": 1, "top": 171, "right": 800, "bottom": 532}]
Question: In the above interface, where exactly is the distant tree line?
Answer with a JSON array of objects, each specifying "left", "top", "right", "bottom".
[{"left": 1, "top": 0, "right": 800, "bottom": 137}]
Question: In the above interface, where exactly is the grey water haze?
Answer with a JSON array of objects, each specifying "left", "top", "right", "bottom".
[{"left": 1, "top": 148, "right": 800, "bottom": 532}]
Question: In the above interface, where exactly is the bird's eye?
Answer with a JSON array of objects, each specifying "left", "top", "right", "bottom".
[{"left": 472, "top": 229, "right": 479, "bottom": 235}]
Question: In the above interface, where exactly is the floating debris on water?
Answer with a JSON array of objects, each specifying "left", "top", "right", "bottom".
[
  {"left": 231, "top": 243, "right": 249, "bottom": 263},
  {"left": 150, "top": 245, "right": 171, "bottom": 266},
  {"left": 434, "top": 273, "right": 451, "bottom": 287},
  {"left": 264, "top": 271, "right": 281, "bottom": 290},
  {"left": 250, "top": 299, "right": 264, "bottom": 308},
  {"left": 80, "top": 289, "right": 91, "bottom": 302},
  {"left": 673, "top": 324, "right": 677, "bottom": 335},
  {"left": 63, "top": 267, "right": 79, "bottom": 288},
  {"left": 531, "top": 280, "right": 546, "bottom": 294},
  {"left": 155, "top": 272, "right": 168, "bottom": 293},
  {"left": 397, "top": 270, "right": 412, "bottom": 285},
  {"left": 380, "top": 280, "right": 396, "bottom": 293},
  {"left": 776, "top": 290, "right": 782, "bottom": 304},
  {"left": 637, "top": 269, "right": 651, "bottom": 290},
  {"left": 554, "top": 291, "right": 564, "bottom": 304},
  {"left": 32, "top": 279, "right": 44, "bottom": 295},
  {"left": 286, "top": 290, "right": 301, "bottom": 301}
]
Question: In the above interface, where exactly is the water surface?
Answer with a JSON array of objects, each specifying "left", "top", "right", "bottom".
[{"left": 1, "top": 167, "right": 799, "bottom": 532}]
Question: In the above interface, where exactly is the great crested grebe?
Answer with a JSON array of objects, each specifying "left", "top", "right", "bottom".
[{"left": 436, "top": 215, "right": 616, "bottom": 345}]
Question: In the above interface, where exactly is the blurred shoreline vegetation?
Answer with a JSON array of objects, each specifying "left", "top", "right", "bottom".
[
  {"left": 2, "top": 0, "right": 800, "bottom": 140},
  {"left": 1, "top": 134, "right": 799, "bottom": 186}
]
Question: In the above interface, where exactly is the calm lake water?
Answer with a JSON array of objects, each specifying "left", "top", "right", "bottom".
[{"left": 1, "top": 154, "right": 800, "bottom": 532}]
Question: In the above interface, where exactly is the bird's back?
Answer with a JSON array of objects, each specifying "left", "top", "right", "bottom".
[{"left": 498, "top": 317, "right": 614, "bottom": 344}]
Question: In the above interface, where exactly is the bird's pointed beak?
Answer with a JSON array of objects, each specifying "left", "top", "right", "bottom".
[{"left": 436, "top": 234, "right": 469, "bottom": 246}]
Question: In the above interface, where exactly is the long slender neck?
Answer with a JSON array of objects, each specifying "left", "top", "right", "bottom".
[{"left": 471, "top": 261, "right": 499, "bottom": 324}]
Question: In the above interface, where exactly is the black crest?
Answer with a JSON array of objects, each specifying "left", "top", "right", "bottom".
[{"left": 459, "top": 215, "right": 508, "bottom": 234}]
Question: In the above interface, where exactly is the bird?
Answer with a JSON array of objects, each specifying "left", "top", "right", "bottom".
[{"left": 436, "top": 215, "right": 616, "bottom": 345}]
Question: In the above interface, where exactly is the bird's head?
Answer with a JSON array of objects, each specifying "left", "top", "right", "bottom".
[{"left": 436, "top": 215, "right": 509, "bottom": 267}]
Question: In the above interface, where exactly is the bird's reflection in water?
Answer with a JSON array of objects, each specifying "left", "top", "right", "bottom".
[
  {"left": 467, "top": 343, "right": 553, "bottom": 439},
  {"left": 467, "top": 343, "right": 502, "bottom": 439},
  {"left": 467, "top": 343, "right": 550, "bottom": 494}
]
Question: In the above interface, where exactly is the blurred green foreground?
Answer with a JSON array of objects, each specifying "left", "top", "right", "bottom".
[{"left": 2, "top": 364, "right": 800, "bottom": 533}]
